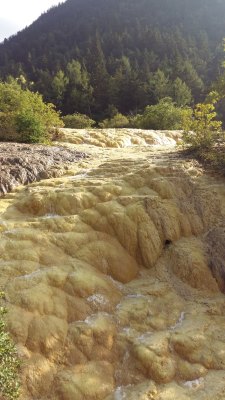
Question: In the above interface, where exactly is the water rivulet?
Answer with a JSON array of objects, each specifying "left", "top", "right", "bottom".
[{"left": 1, "top": 129, "right": 225, "bottom": 400}]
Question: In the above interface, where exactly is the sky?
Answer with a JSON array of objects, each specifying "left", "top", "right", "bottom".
[{"left": 0, "top": 0, "right": 62, "bottom": 42}]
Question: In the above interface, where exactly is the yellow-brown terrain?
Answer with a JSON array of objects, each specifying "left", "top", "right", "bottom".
[{"left": 1, "top": 128, "right": 225, "bottom": 400}]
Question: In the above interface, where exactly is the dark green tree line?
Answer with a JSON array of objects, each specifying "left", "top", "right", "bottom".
[{"left": 0, "top": 0, "right": 225, "bottom": 119}]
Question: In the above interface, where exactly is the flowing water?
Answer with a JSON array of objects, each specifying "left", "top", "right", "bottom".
[{"left": 1, "top": 128, "right": 225, "bottom": 400}]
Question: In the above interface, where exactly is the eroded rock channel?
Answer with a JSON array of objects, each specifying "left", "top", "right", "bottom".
[{"left": 1, "top": 129, "right": 225, "bottom": 400}]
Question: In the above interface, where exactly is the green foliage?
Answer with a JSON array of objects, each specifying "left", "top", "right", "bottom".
[
  {"left": 51, "top": 70, "right": 69, "bottom": 109},
  {"left": 88, "top": 34, "right": 110, "bottom": 116},
  {"left": 1, "top": 0, "right": 224, "bottom": 119},
  {"left": 183, "top": 101, "right": 222, "bottom": 150},
  {"left": 205, "top": 90, "right": 221, "bottom": 104},
  {"left": 99, "top": 113, "right": 130, "bottom": 128},
  {"left": 0, "top": 293, "right": 20, "bottom": 400},
  {"left": 0, "top": 79, "right": 63, "bottom": 143},
  {"left": 172, "top": 78, "right": 192, "bottom": 106},
  {"left": 211, "top": 43, "right": 225, "bottom": 126},
  {"left": 15, "top": 112, "right": 46, "bottom": 143},
  {"left": 135, "top": 98, "right": 191, "bottom": 130},
  {"left": 62, "top": 60, "right": 93, "bottom": 115},
  {"left": 150, "top": 69, "right": 171, "bottom": 102},
  {"left": 62, "top": 113, "right": 95, "bottom": 129},
  {"left": 175, "top": 60, "right": 204, "bottom": 99}
]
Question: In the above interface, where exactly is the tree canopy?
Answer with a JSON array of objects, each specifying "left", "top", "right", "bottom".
[
  {"left": 0, "top": 78, "right": 63, "bottom": 143},
  {"left": 0, "top": 0, "right": 225, "bottom": 120}
]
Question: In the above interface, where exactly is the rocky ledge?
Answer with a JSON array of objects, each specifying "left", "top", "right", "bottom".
[{"left": 0, "top": 142, "right": 86, "bottom": 195}]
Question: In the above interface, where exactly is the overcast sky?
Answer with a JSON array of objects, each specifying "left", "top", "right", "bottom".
[{"left": 0, "top": 0, "right": 62, "bottom": 42}]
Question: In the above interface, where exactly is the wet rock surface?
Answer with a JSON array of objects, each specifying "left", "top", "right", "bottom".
[
  {"left": 57, "top": 127, "right": 182, "bottom": 148},
  {"left": 0, "top": 142, "right": 86, "bottom": 195},
  {"left": 0, "top": 129, "right": 225, "bottom": 400}
]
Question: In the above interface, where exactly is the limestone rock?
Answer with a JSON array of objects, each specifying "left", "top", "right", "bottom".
[{"left": 0, "top": 129, "right": 224, "bottom": 399}]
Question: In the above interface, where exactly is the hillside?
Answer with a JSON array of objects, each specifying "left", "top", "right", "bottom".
[{"left": 0, "top": 0, "right": 225, "bottom": 118}]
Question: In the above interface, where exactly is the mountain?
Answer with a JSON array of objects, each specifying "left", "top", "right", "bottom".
[{"left": 0, "top": 0, "right": 225, "bottom": 119}]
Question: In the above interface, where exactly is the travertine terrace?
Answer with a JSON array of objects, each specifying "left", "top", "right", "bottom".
[{"left": 1, "top": 128, "right": 225, "bottom": 400}]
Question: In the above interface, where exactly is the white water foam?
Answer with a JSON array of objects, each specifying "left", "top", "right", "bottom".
[
  {"left": 21, "top": 269, "right": 43, "bottom": 280},
  {"left": 125, "top": 294, "right": 146, "bottom": 299},
  {"left": 170, "top": 311, "right": 185, "bottom": 330},
  {"left": 41, "top": 213, "right": 60, "bottom": 219},
  {"left": 184, "top": 378, "right": 204, "bottom": 389},
  {"left": 137, "top": 332, "right": 153, "bottom": 343},
  {"left": 84, "top": 312, "right": 112, "bottom": 325},
  {"left": 87, "top": 294, "right": 108, "bottom": 306},
  {"left": 114, "top": 387, "right": 125, "bottom": 400}
]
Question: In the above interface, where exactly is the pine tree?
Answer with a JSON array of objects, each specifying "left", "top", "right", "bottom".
[
  {"left": 62, "top": 60, "right": 93, "bottom": 115},
  {"left": 87, "top": 33, "right": 110, "bottom": 117},
  {"left": 51, "top": 70, "right": 69, "bottom": 109},
  {"left": 172, "top": 78, "right": 192, "bottom": 106},
  {"left": 149, "top": 69, "right": 171, "bottom": 102}
]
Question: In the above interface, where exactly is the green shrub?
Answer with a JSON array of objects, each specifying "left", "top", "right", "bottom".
[
  {"left": 0, "top": 294, "right": 20, "bottom": 399},
  {"left": 183, "top": 101, "right": 222, "bottom": 150},
  {"left": 99, "top": 113, "right": 129, "bottom": 128},
  {"left": 135, "top": 97, "right": 191, "bottom": 130},
  {"left": 15, "top": 112, "right": 46, "bottom": 143},
  {"left": 0, "top": 112, "right": 17, "bottom": 141},
  {"left": 0, "top": 78, "right": 63, "bottom": 143},
  {"left": 128, "top": 114, "right": 140, "bottom": 128},
  {"left": 62, "top": 113, "right": 95, "bottom": 128}
]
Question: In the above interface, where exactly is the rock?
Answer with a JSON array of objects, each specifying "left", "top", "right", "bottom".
[
  {"left": 205, "top": 227, "right": 225, "bottom": 292},
  {"left": 0, "top": 142, "right": 86, "bottom": 195},
  {"left": 55, "top": 361, "right": 114, "bottom": 400},
  {"left": 0, "top": 129, "right": 225, "bottom": 400}
]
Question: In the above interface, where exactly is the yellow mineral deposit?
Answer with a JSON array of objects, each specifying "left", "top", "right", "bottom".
[{"left": 1, "top": 128, "right": 225, "bottom": 400}]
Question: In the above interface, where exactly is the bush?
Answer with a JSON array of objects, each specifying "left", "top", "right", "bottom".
[
  {"left": 0, "top": 78, "right": 63, "bottom": 143},
  {"left": 62, "top": 113, "right": 95, "bottom": 128},
  {"left": 15, "top": 112, "right": 46, "bottom": 143},
  {"left": 0, "top": 294, "right": 20, "bottom": 399},
  {"left": 0, "top": 112, "right": 16, "bottom": 141},
  {"left": 135, "top": 97, "right": 191, "bottom": 130},
  {"left": 183, "top": 101, "right": 222, "bottom": 150},
  {"left": 99, "top": 113, "right": 130, "bottom": 128}
]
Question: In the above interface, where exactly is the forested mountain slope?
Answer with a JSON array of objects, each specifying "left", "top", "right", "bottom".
[{"left": 0, "top": 0, "right": 225, "bottom": 118}]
